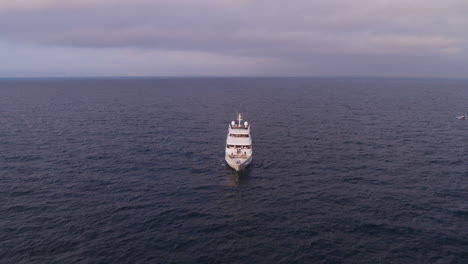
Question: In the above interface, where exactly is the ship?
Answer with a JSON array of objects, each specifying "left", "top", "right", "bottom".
[{"left": 225, "top": 113, "right": 252, "bottom": 171}]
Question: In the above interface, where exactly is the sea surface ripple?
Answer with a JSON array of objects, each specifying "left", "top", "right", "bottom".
[{"left": 1, "top": 77, "right": 467, "bottom": 263}]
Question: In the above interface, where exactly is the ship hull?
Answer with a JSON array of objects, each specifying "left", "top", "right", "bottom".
[{"left": 225, "top": 154, "right": 252, "bottom": 171}]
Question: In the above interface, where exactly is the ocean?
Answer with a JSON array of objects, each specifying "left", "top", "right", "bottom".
[{"left": 1, "top": 77, "right": 467, "bottom": 263}]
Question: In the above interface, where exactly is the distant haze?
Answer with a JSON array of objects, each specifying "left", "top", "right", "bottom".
[{"left": 1, "top": 0, "right": 467, "bottom": 77}]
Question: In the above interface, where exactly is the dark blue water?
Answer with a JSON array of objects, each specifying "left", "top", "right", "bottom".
[{"left": 1, "top": 77, "right": 467, "bottom": 263}]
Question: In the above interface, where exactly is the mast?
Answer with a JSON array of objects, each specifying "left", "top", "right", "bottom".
[{"left": 238, "top": 113, "right": 242, "bottom": 126}]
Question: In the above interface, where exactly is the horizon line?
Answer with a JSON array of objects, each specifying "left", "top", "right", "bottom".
[{"left": 1, "top": 75, "right": 468, "bottom": 80}]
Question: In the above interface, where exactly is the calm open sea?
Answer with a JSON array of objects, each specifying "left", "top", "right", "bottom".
[{"left": 1, "top": 77, "right": 467, "bottom": 263}]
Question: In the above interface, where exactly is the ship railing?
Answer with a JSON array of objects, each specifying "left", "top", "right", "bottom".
[
  {"left": 228, "top": 154, "right": 249, "bottom": 159},
  {"left": 230, "top": 125, "right": 249, "bottom": 129}
]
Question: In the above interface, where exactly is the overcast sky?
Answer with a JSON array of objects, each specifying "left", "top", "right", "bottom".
[{"left": 1, "top": 0, "right": 467, "bottom": 77}]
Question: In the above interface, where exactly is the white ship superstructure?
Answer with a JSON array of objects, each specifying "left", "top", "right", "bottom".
[{"left": 225, "top": 113, "right": 252, "bottom": 171}]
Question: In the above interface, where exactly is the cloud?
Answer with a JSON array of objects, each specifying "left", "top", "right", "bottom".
[
  {"left": 1, "top": 0, "right": 467, "bottom": 77},
  {"left": 0, "top": 0, "right": 100, "bottom": 11}
]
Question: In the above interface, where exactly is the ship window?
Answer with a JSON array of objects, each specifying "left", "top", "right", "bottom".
[
  {"left": 229, "top": 134, "right": 249, "bottom": 137},
  {"left": 229, "top": 145, "right": 251, "bottom": 149}
]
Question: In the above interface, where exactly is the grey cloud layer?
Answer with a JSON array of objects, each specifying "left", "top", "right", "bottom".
[{"left": 1, "top": 0, "right": 467, "bottom": 76}]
